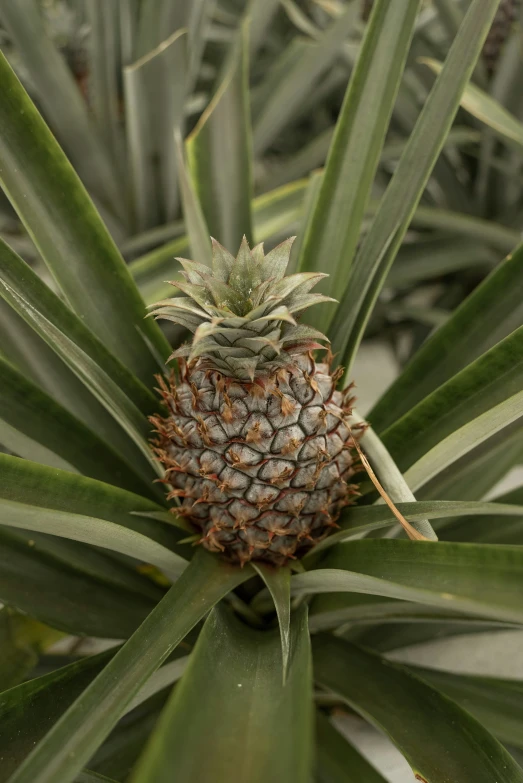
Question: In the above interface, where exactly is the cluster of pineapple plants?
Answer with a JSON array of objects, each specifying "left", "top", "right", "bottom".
[{"left": 1, "top": 1, "right": 523, "bottom": 781}]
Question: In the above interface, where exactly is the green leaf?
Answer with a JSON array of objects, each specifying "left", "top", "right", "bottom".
[
  {"left": 381, "top": 325, "right": 523, "bottom": 474},
  {"left": 0, "top": 608, "right": 61, "bottom": 693},
  {"left": 443, "top": 486, "right": 523, "bottom": 544},
  {"left": 176, "top": 135, "right": 213, "bottom": 267},
  {"left": 0, "top": 358, "right": 156, "bottom": 497},
  {"left": 187, "top": 21, "right": 253, "bottom": 252},
  {"left": 310, "top": 498, "right": 523, "bottom": 554},
  {"left": 0, "top": 245, "right": 161, "bottom": 475},
  {"left": 0, "top": 0, "right": 124, "bottom": 219},
  {"left": 8, "top": 551, "right": 250, "bottom": 783},
  {"left": 315, "top": 710, "right": 388, "bottom": 783},
  {"left": 86, "top": 0, "right": 122, "bottom": 174},
  {"left": 0, "top": 238, "right": 158, "bottom": 415},
  {"left": 351, "top": 412, "right": 437, "bottom": 541},
  {"left": 0, "top": 648, "right": 188, "bottom": 782},
  {"left": 124, "top": 30, "right": 187, "bottom": 231},
  {"left": 0, "top": 52, "right": 170, "bottom": 382},
  {"left": 253, "top": 4, "right": 360, "bottom": 155},
  {"left": 0, "top": 454, "right": 182, "bottom": 554},
  {"left": 404, "top": 390, "right": 523, "bottom": 492},
  {"left": 419, "top": 417, "right": 523, "bottom": 502},
  {"left": 345, "top": 618, "right": 510, "bottom": 655},
  {"left": 0, "top": 297, "right": 135, "bottom": 450},
  {"left": 371, "top": 243, "right": 523, "bottom": 431},
  {"left": 329, "top": 0, "right": 503, "bottom": 372},
  {"left": 0, "top": 497, "right": 186, "bottom": 583},
  {"left": 76, "top": 772, "right": 119, "bottom": 783},
  {"left": 297, "top": 0, "right": 422, "bottom": 330},
  {"left": 304, "top": 539, "right": 523, "bottom": 625},
  {"left": 406, "top": 664, "right": 523, "bottom": 751},
  {"left": 0, "top": 651, "right": 114, "bottom": 783},
  {"left": 409, "top": 205, "right": 520, "bottom": 252},
  {"left": 0, "top": 527, "right": 158, "bottom": 638},
  {"left": 312, "top": 635, "right": 523, "bottom": 783},
  {"left": 135, "top": 0, "right": 188, "bottom": 56},
  {"left": 422, "top": 57, "right": 523, "bottom": 150},
  {"left": 252, "top": 563, "right": 291, "bottom": 681},
  {"left": 247, "top": 0, "right": 280, "bottom": 57},
  {"left": 131, "top": 604, "right": 313, "bottom": 783}
]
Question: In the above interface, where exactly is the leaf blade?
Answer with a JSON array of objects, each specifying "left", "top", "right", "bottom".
[
  {"left": 131, "top": 604, "right": 313, "bottom": 783},
  {"left": 313, "top": 635, "right": 523, "bottom": 783}
]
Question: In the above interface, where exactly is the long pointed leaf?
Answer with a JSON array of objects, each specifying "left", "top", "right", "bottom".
[
  {"left": 381, "top": 325, "right": 523, "bottom": 473},
  {"left": 0, "top": 358, "right": 157, "bottom": 498},
  {"left": 315, "top": 710, "right": 388, "bottom": 783},
  {"left": 0, "top": 52, "right": 170, "bottom": 381},
  {"left": 0, "top": 0, "right": 123, "bottom": 218},
  {"left": 131, "top": 604, "right": 313, "bottom": 783},
  {"left": 298, "top": 0, "right": 422, "bottom": 331},
  {"left": 8, "top": 551, "right": 250, "bottom": 783},
  {"left": 305, "top": 539, "right": 523, "bottom": 626},
  {"left": 329, "top": 0, "right": 503, "bottom": 371},
  {"left": 371, "top": 242, "right": 523, "bottom": 431},
  {"left": 252, "top": 562, "right": 291, "bottom": 680},
  {"left": 0, "top": 527, "right": 158, "bottom": 638},
  {"left": 313, "top": 635, "right": 523, "bottom": 783},
  {"left": 187, "top": 20, "right": 253, "bottom": 251}
]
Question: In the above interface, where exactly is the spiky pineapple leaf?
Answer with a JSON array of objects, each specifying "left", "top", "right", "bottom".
[
  {"left": 0, "top": 650, "right": 188, "bottom": 783},
  {"left": 298, "top": 0, "right": 422, "bottom": 331},
  {"left": 329, "top": 0, "right": 503, "bottom": 373},
  {"left": 0, "top": 0, "right": 124, "bottom": 219},
  {"left": 0, "top": 651, "right": 115, "bottom": 783},
  {"left": 0, "top": 52, "right": 170, "bottom": 382},
  {"left": 0, "top": 526, "right": 158, "bottom": 638},
  {"left": 404, "top": 664, "right": 523, "bottom": 751},
  {"left": 0, "top": 297, "right": 135, "bottom": 452},
  {"left": 308, "top": 498, "right": 523, "bottom": 554},
  {"left": 124, "top": 29, "right": 187, "bottom": 230},
  {"left": 313, "top": 635, "right": 523, "bottom": 783},
  {"left": 442, "top": 486, "right": 523, "bottom": 545},
  {"left": 0, "top": 454, "right": 185, "bottom": 553},
  {"left": 381, "top": 324, "right": 523, "bottom": 474},
  {"left": 315, "top": 710, "right": 388, "bottom": 783},
  {"left": 0, "top": 358, "right": 157, "bottom": 498},
  {"left": 175, "top": 134, "right": 213, "bottom": 267},
  {"left": 419, "top": 418, "right": 523, "bottom": 503},
  {"left": 87, "top": 1, "right": 121, "bottom": 170},
  {"left": 253, "top": 3, "right": 360, "bottom": 155},
  {"left": 371, "top": 242, "right": 523, "bottom": 432},
  {"left": 7, "top": 551, "right": 251, "bottom": 783},
  {"left": 0, "top": 497, "right": 186, "bottom": 583},
  {"left": 423, "top": 57, "right": 523, "bottom": 150},
  {"left": 187, "top": 19, "right": 253, "bottom": 251},
  {"left": 405, "top": 389, "right": 523, "bottom": 492},
  {"left": 131, "top": 604, "right": 313, "bottom": 783},
  {"left": 252, "top": 562, "right": 292, "bottom": 682},
  {"left": 302, "top": 539, "right": 523, "bottom": 626},
  {"left": 0, "top": 608, "right": 61, "bottom": 693}
]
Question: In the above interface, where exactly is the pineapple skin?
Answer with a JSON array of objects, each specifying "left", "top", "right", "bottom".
[{"left": 151, "top": 353, "right": 358, "bottom": 566}]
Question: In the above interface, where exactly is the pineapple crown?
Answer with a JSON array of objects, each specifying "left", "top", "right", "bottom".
[{"left": 148, "top": 236, "right": 335, "bottom": 381}]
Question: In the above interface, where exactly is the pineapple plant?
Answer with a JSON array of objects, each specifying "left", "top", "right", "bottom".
[
  {"left": 0, "top": 1, "right": 523, "bottom": 783},
  {"left": 149, "top": 238, "right": 358, "bottom": 566}
]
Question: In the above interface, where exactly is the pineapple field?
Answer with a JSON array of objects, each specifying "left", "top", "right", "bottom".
[{"left": 0, "top": 1, "right": 523, "bottom": 781}]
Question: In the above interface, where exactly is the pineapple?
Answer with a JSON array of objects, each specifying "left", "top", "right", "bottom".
[{"left": 149, "top": 237, "right": 359, "bottom": 566}]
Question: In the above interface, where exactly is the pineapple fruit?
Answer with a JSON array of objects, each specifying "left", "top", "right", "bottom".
[{"left": 149, "top": 237, "right": 359, "bottom": 566}]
